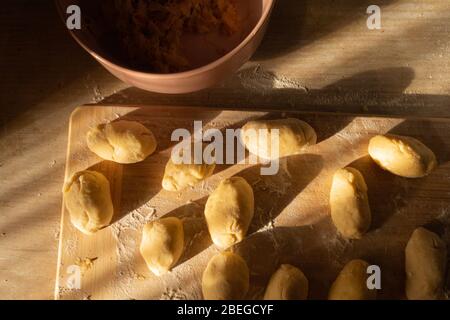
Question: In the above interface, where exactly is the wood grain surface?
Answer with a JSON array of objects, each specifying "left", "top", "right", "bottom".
[
  {"left": 1, "top": 0, "right": 450, "bottom": 299},
  {"left": 56, "top": 106, "right": 450, "bottom": 300}
]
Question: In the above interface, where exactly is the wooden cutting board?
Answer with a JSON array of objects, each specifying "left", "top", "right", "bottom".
[{"left": 55, "top": 106, "right": 450, "bottom": 300}]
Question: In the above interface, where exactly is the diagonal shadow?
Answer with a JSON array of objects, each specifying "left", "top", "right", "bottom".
[{"left": 255, "top": 0, "right": 398, "bottom": 61}]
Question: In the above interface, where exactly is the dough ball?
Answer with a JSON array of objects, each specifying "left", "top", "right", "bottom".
[
  {"left": 205, "top": 177, "right": 254, "bottom": 250},
  {"left": 405, "top": 227, "right": 447, "bottom": 300},
  {"left": 328, "top": 259, "right": 376, "bottom": 300},
  {"left": 63, "top": 170, "right": 114, "bottom": 235},
  {"left": 202, "top": 252, "right": 249, "bottom": 300},
  {"left": 263, "top": 264, "right": 309, "bottom": 300},
  {"left": 330, "top": 167, "right": 371, "bottom": 239},
  {"left": 162, "top": 144, "right": 216, "bottom": 192},
  {"left": 86, "top": 120, "right": 157, "bottom": 164},
  {"left": 140, "top": 217, "right": 184, "bottom": 276},
  {"left": 241, "top": 118, "right": 317, "bottom": 160},
  {"left": 368, "top": 134, "right": 437, "bottom": 178}
]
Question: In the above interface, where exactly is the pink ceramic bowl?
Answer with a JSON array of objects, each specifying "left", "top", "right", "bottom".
[{"left": 55, "top": 0, "right": 275, "bottom": 94}]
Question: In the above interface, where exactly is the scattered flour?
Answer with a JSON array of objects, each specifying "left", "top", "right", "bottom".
[
  {"left": 238, "top": 65, "right": 309, "bottom": 94},
  {"left": 64, "top": 237, "right": 78, "bottom": 257},
  {"left": 160, "top": 288, "right": 189, "bottom": 300},
  {"left": 110, "top": 202, "right": 158, "bottom": 299}
]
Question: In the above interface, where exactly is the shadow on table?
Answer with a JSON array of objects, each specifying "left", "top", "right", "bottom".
[
  {"left": 96, "top": 67, "right": 428, "bottom": 116},
  {"left": 254, "top": 0, "right": 398, "bottom": 61},
  {"left": 161, "top": 152, "right": 323, "bottom": 268}
]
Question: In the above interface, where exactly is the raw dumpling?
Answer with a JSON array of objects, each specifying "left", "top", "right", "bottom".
[
  {"left": 405, "top": 227, "right": 447, "bottom": 300},
  {"left": 205, "top": 177, "right": 254, "bottom": 250},
  {"left": 368, "top": 134, "right": 437, "bottom": 178},
  {"left": 63, "top": 170, "right": 114, "bottom": 235},
  {"left": 162, "top": 143, "right": 215, "bottom": 191},
  {"left": 329, "top": 259, "right": 377, "bottom": 300},
  {"left": 202, "top": 252, "right": 249, "bottom": 300},
  {"left": 241, "top": 118, "right": 317, "bottom": 160},
  {"left": 140, "top": 217, "right": 185, "bottom": 276},
  {"left": 87, "top": 120, "right": 157, "bottom": 164},
  {"left": 264, "top": 264, "right": 309, "bottom": 300},
  {"left": 330, "top": 167, "right": 371, "bottom": 239}
]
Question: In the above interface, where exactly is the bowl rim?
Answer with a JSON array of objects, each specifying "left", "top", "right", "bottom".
[{"left": 55, "top": 0, "right": 275, "bottom": 79}]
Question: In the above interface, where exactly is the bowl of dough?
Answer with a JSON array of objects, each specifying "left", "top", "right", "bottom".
[{"left": 55, "top": 0, "right": 276, "bottom": 94}]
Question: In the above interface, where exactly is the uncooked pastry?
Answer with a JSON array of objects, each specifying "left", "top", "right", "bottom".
[
  {"left": 140, "top": 217, "right": 185, "bottom": 276},
  {"left": 241, "top": 118, "right": 317, "bottom": 160},
  {"left": 86, "top": 120, "right": 157, "bottom": 164},
  {"left": 368, "top": 134, "right": 437, "bottom": 178},
  {"left": 263, "top": 264, "right": 309, "bottom": 300},
  {"left": 162, "top": 144, "right": 216, "bottom": 192},
  {"left": 405, "top": 227, "right": 447, "bottom": 300},
  {"left": 328, "top": 259, "right": 377, "bottom": 300},
  {"left": 330, "top": 167, "right": 371, "bottom": 239},
  {"left": 204, "top": 177, "right": 254, "bottom": 250},
  {"left": 63, "top": 170, "right": 114, "bottom": 235},
  {"left": 202, "top": 252, "right": 249, "bottom": 300}
]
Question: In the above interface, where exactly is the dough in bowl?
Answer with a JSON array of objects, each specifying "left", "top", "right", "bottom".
[
  {"left": 241, "top": 118, "right": 317, "bottom": 160},
  {"left": 328, "top": 259, "right": 377, "bottom": 300},
  {"left": 264, "top": 264, "right": 309, "bottom": 300},
  {"left": 330, "top": 167, "right": 371, "bottom": 239},
  {"left": 405, "top": 227, "right": 447, "bottom": 300},
  {"left": 140, "top": 217, "right": 185, "bottom": 276},
  {"left": 63, "top": 170, "right": 114, "bottom": 235},
  {"left": 202, "top": 252, "right": 249, "bottom": 300},
  {"left": 205, "top": 177, "right": 254, "bottom": 250},
  {"left": 368, "top": 134, "right": 437, "bottom": 178},
  {"left": 87, "top": 120, "right": 157, "bottom": 164}
]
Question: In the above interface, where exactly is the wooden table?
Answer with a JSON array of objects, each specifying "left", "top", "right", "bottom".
[{"left": 0, "top": 0, "right": 449, "bottom": 299}]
